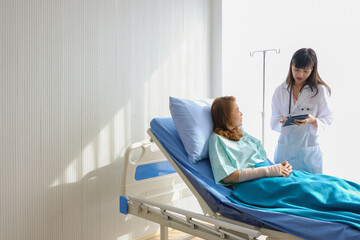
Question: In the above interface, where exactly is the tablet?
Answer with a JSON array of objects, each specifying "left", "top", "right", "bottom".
[{"left": 283, "top": 114, "right": 309, "bottom": 127}]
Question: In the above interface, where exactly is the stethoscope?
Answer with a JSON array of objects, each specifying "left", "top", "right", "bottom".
[{"left": 288, "top": 87, "right": 292, "bottom": 114}]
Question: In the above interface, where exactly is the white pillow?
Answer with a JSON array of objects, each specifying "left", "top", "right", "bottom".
[{"left": 169, "top": 97, "right": 213, "bottom": 163}]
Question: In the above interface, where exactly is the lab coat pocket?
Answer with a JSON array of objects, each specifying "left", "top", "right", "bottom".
[
  {"left": 274, "top": 143, "right": 287, "bottom": 164},
  {"left": 298, "top": 145, "right": 322, "bottom": 174}
]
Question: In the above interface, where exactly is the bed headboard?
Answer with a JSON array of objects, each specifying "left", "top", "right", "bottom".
[{"left": 121, "top": 139, "right": 192, "bottom": 204}]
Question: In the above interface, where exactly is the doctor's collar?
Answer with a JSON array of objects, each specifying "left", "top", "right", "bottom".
[
  {"left": 302, "top": 85, "right": 312, "bottom": 91},
  {"left": 284, "top": 83, "right": 312, "bottom": 92}
]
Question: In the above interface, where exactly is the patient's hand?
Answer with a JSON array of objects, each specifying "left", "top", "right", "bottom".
[{"left": 280, "top": 161, "right": 292, "bottom": 177}]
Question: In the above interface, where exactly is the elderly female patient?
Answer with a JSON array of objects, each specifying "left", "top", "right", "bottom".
[{"left": 209, "top": 96, "right": 360, "bottom": 230}]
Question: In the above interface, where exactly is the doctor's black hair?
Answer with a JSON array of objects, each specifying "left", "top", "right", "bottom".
[{"left": 286, "top": 48, "right": 331, "bottom": 96}]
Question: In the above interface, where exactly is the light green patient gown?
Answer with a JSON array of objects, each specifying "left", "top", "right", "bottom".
[{"left": 208, "top": 131, "right": 266, "bottom": 186}]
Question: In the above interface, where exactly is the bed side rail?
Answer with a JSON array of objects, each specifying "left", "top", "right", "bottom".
[{"left": 120, "top": 195, "right": 261, "bottom": 240}]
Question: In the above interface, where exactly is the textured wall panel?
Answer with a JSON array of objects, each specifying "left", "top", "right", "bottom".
[{"left": 0, "top": 0, "right": 211, "bottom": 239}]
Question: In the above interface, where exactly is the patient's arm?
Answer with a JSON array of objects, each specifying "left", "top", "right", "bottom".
[{"left": 223, "top": 162, "right": 292, "bottom": 183}]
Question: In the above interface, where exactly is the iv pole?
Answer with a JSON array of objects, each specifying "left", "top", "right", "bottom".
[{"left": 250, "top": 48, "right": 280, "bottom": 146}]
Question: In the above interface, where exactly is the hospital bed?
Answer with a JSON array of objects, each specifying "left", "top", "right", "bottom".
[{"left": 120, "top": 117, "right": 360, "bottom": 240}]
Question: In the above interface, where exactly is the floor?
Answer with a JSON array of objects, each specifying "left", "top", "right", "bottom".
[
  {"left": 143, "top": 228, "right": 204, "bottom": 240},
  {"left": 142, "top": 228, "right": 269, "bottom": 240}
]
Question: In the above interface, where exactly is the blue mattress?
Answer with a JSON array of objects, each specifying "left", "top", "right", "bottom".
[{"left": 150, "top": 117, "right": 360, "bottom": 240}]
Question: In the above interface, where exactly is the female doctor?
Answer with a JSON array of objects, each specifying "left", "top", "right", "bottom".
[{"left": 271, "top": 48, "right": 332, "bottom": 174}]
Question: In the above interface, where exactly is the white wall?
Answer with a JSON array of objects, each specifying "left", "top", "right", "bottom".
[
  {"left": 0, "top": 0, "right": 211, "bottom": 239},
  {"left": 222, "top": 0, "right": 360, "bottom": 183}
]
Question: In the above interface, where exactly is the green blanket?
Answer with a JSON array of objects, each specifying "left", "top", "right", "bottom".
[{"left": 228, "top": 169, "right": 360, "bottom": 230}]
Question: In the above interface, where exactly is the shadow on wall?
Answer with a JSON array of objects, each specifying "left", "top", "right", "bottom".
[{"left": 46, "top": 156, "right": 151, "bottom": 240}]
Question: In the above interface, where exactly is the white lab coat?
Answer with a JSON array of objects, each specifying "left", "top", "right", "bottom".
[{"left": 271, "top": 82, "right": 333, "bottom": 173}]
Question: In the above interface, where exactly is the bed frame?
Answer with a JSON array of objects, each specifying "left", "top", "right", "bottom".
[{"left": 120, "top": 128, "right": 303, "bottom": 240}]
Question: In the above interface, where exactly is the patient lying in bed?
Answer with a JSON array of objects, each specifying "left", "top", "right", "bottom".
[{"left": 209, "top": 96, "right": 360, "bottom": 231}]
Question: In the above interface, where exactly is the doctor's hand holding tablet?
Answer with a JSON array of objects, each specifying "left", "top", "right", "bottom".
[
  {"left": 281, "top": 114, "right": 316, "bottom": 127},
  {"left": 270, "top": 48, "right": 333, "bottom": 174}
]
